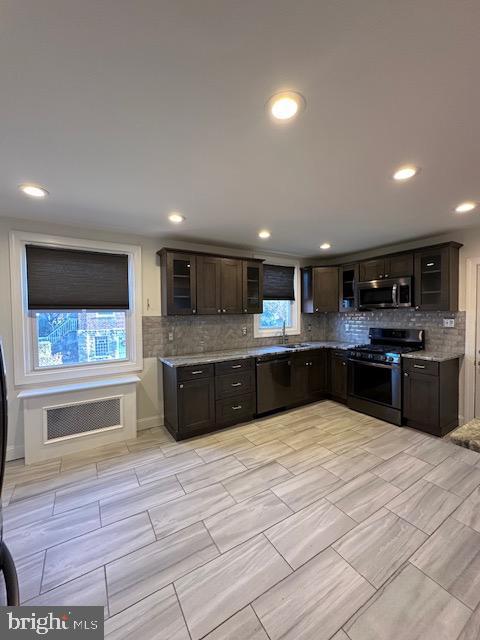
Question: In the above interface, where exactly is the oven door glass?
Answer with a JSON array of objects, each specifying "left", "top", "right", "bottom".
[
  {"left": 358, "top": 284, "right": 395, "bottom": 308},
  {"left": 350, "top": 360, "right": 400, "bottom": 408}
]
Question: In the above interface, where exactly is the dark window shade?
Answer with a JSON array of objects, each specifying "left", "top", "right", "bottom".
[
  {"left": 263, "top": 264, "right": 295, "bottom": 300},
  {"left": 26, "top": 245, "right": 130, "bottom": 310}
]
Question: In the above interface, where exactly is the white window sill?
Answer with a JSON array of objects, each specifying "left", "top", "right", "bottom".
[
  {"left": 254, "top": 329, "right": 301, "bottom": 340},
  {"left": 17, "top": 375, "right": 141, "bottom": 399}
]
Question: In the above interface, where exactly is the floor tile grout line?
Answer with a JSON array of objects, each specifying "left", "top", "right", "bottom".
[
  {"left": 405, "top": 559, "right": 476, "bottom": 612},
  {"left": 172, "top": 581, "right": 193, "bottom": 640},
  {"left": 37, "top": 508, "right": 158, "bottom": 594},
  {"left": 103, "top": 564, "right": 110, "bottom": 620}
]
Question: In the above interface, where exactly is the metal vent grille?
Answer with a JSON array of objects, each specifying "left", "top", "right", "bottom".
[{"left": 46, "top": 397, "right": 121, "bottom": 441}]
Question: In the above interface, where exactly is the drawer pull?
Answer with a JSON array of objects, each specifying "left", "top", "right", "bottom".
[
  {"left": 191, "top": 370, "right": 203, "bottom": 375},
  {"left": 231, "top": 382, "right": 242, "bottom": 387},
  {"left": 231, "top": 364, "right": 242, "bottom": 369},
  {"left": 413, "top": 364, "right": 426, "bottom": 369},
  {"left": 232, "top": 405, "right": 243, "bottom": 410}
]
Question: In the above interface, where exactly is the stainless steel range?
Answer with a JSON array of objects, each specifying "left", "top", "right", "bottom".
[{"left": 347, "top": 328, "right": 424, "bottom": 425}]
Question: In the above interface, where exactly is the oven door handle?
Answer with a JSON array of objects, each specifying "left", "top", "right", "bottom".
[
  {"left": 348, "top": 358, "right": 396, "bottom": 370},
  {"left": 392, "top": 283, "right": 398, "bottom": 307}
]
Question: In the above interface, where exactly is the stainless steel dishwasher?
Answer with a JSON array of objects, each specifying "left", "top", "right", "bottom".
[{"left": 256, "top": 353, "right": 293, "bottom": 414}]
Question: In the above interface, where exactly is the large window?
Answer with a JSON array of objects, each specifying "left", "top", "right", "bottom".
[
  {"left": 10, "top": 231, "right": 142, "bottom": 386},
  {"left": 35, "top": 311, "right": 127, "bottom": 369}
]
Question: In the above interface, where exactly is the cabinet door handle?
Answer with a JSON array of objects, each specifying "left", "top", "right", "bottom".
[
  {"left": 231, "top": 364, "right": 242, "bottom": 369},
  {"left": 342, "top": 361, "right": 346, "bottom": 366},
  {"left": 179, "top": 384, "right": 184, "bottom": 388},
  {"left": 315, "top": 307, "right": 319, "bottom": 312},
  {"left": 217, "top": 309, "right": 221, "bottom": 313},
  {"left": 413, "top": 364, "right": 425, "bottom": 369},
  {"left": 191, "top": 370, "right": 203, "bottom": 375},
  {"left": 231, "top": 382, "right": 242, "bottom": 387},
  {"left": 385, "top": 273, "right": 389, "bottom": 278},
  {"left": 404, "top": 372, "right": 409, "bottom": 377},
  {"left": 244, "top": 308, "right": 248, "bottom": 313},
  {"left": 232, "top": 405, "right": 243, "bottom": 410},
  {"left": 192, "top": 309, "right": 196, "bottom": 314},
  {"left": 222, "top": 309, "right": 226, "bottom": 313}
]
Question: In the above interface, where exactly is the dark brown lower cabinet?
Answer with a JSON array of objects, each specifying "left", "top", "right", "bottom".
[
  {"left": 402, "top": 357, "right": 459, "bottom": 436},
  {"left": 291, "top": 350, "right": 328, "bottom": 404},
  {"left": 163, "top": 364, "right": 215, "bottom": 439},
  {"left": 163, "top": 358, "right": 255, "bottom": 440},
  {"left": 330, "top": 350, "right": 348, "bottom": 402}
]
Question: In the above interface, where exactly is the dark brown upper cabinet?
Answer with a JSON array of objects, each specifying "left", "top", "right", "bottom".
[
  {"left": 358, "top": 253, "right": 413, "bottom": 281},
  {"left": 160, "top": 249, "right": 263, "bottom": 316},
  {"left": 160, "top": 250, "right": 197, "bottom": 315},
  {"left": 339, "top": 263, "right": 358, "bottom": 312},
  {"left": 243, "top": 261, "right": 263, "bottom": 314},
  {"left": 385, "top": 253, "right": 414, "bottom": 278},
  {"left": 359, "top": 258, "right": 385, "bottom": 282},
  {"left": 414, "top": 242, "right": 461, "bottom": 311},
  {"left": 220, "top": 258, "right": 243, "bottom": 313},
  {"left": 196, "top": 255, "right": 222, "bottom": 314},
  {"left": 197, "top": 256, "right": 243, "bottom": 314},
  {"left": 302, "top": 266, "right": 339, "bottom": 313}
]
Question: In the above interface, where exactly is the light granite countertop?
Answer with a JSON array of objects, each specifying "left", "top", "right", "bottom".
[
  {"left": 159, "top": 341, "right": 357, "bottom": 368},
  {"left": 402, "top": 350, "right": 464, "bottom": 362}
]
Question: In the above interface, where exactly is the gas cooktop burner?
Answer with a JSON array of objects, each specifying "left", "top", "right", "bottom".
[
  {"left": 354, "top": 344, "right": 419, "bottom": 355},
  {"left": 348, "top": 329, "right": 424, "bottom": 365}
]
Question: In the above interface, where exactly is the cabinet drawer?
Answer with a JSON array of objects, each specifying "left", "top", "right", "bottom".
[
  {"left": 216, "top": 394, "right": 256, "bottom": 425},
  {"left": 403, "top": 359, "right": 439, "bottom": 376},
  {"left": 177, "top": 364, "right": 214, "bottom": 382},
  {"left": 215, "top": 371, "right": 255, "bottom": 399},
  {"left": 215, "top": 358, "right": 254, "bottom": 376}
]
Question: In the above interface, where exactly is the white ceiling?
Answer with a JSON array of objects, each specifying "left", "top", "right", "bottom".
[{"left": 1, "top": 0, "right": 479, "bottom": 257}]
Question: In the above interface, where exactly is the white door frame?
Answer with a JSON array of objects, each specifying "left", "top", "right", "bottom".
[{"left": 464, "top": 257, "right": 480, "bottom": 422}]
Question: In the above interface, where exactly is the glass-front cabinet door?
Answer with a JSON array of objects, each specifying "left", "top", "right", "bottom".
[
  {"left": 242, "top": 261, "right": 263, "bottom": 314},
  {"left": 414, "top": 247, "right": 450, "bottom": 310},
  {"left": 339, "top": 263, "right": 358, "bottom": 312},
  {"left": 166, "top": 252, "right": 197, "bottom": 315}
]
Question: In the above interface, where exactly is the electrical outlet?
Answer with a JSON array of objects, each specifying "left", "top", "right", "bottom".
[
  {"left": 242, "top": 326, "right": 247, "bottom": 336},
  {"left": 443, "top": 318, "right": 455, "bottom": 328},
  {"left": 168, "top": 331, "right": 174, "bottom": 341}
]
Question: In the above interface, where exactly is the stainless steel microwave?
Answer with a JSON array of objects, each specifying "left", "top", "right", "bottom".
[{"left": 356, "top": 277, "right": 413, "bottom": 310}]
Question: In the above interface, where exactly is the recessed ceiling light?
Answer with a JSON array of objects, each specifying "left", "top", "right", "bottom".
[
  {"left": 18, "top": 183, "right": 48, "bottom": 198},
  {"left": 168, "top": 212, "right": 185, "bottom": 224},
  {"left": 267, "top": 91, "right": 306, "bottom": 121},
  {"left": 392, "top": 165, "right": 419, "bottom": 181},
  {"left": 258, "top": 230, "right": 271, "bottom": 239},
  {"left": 455, "top": 201, "right": 477, "bottom": 214},
  {"left": 320, "top": 243, "right": 331, "bottom": 250}
]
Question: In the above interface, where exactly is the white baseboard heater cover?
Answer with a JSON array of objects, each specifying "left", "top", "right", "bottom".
[
  {"left": 45, "top": 396, "right": 122, "bottom": 441},
  {"left": 20, "top": 376, "right": 139, "bottom": 464}
]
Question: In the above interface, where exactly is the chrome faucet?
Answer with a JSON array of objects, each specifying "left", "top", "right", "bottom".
[{"left": 281, "top": 320, "right": 287, "bottom": 345}]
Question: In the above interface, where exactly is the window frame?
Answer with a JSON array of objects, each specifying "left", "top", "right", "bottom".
[
  {"left": 254, "top": 260, "right": 301, "bottom": 339},
  {"left": 10, "top": 231, "right": 143, "bottom": 386}
]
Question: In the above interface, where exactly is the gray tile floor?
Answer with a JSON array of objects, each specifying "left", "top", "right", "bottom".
[{"left": 2, "top": 400, "right": 480, "bottom": 639}]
